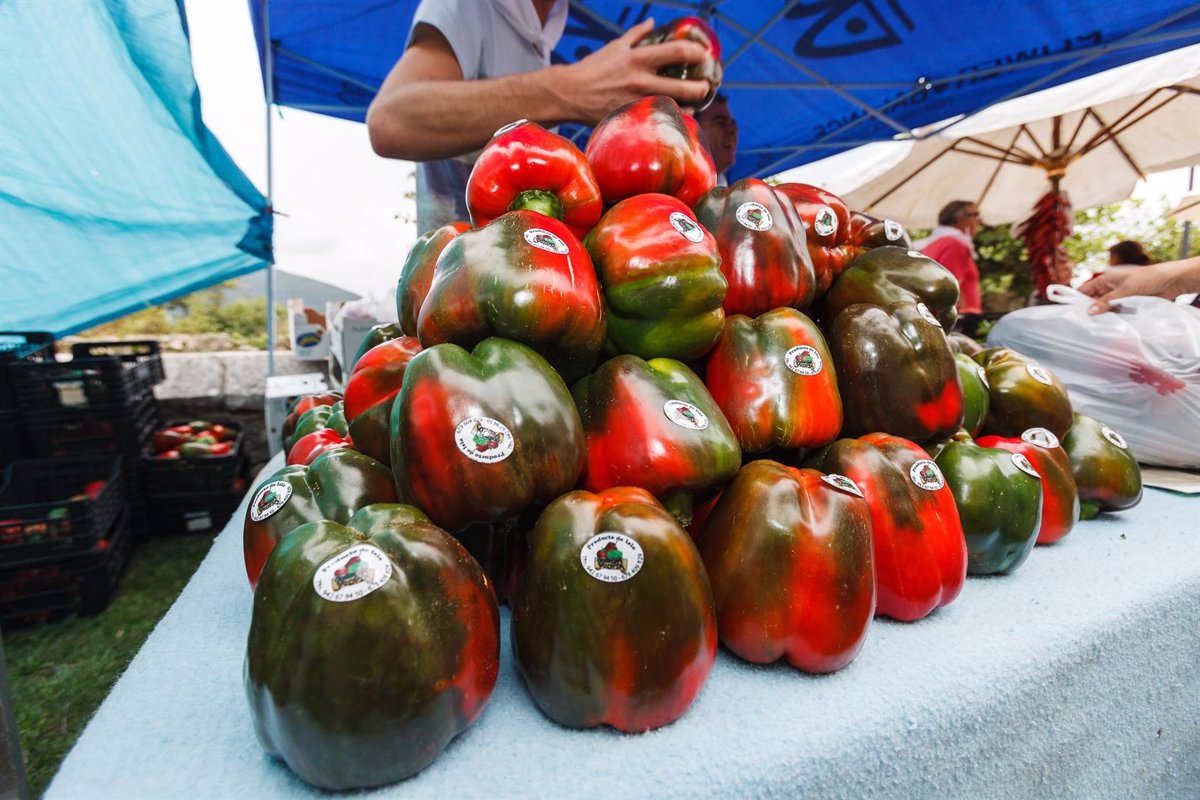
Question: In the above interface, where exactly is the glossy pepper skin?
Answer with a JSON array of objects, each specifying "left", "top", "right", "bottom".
[
  {"left": 977, "top": 428, "right": 1079, "bottom": 544},
  {"left": 349, "top": 322, "right": 404, "bottom": 372},
  {"left": 1062, "top": 413, "right": 1143, "bottom": 519},
  {"left": 704, "top": 308, "right": 842, "bottom": 453},
  {"left": 391, "top": 338, "right": 585, "bottom": 532},
  {"left": 281, "top": 392, "right": 341, "bottom": 450},
  {"left": 697, "top": 461, "right": 874, "bottom": 672},
  {"left": 585, "top": 95, "right": 717, "bottom": 208},
  {"left": 466, "top": 120, "right": 602, "bottom": 239},
  {"left": 777, "top": 183, "right": 854, "bottom": 295},
  {"left": 584, "top": 194, "right": 727, "bottom": 360},
  {"left": 417, "top": 210, "right": 605, "bottom": 382},
  {"left": 693, "top": 178, "right": 816, "bottom": 316},
  {"left": 287, "top": 401, "right": 348, "bottom": 454},
  {"left": 396, "top": 221, "right": 470, "bottom": 336},
  {"left": 637, "top": 17, "right": 723, "bottom": 110},
  {"left": 286, "top": 428, "right": 352, "bottom": 466},
  {"left": 242, "top": 448, "right": 398, "bottom": 589},
  {"left": 956, "top": 352, "right": 991, "bottom": 438},
  {"left": 343, "top": 336, "right": 423, "bottom": 465},
  {"left": 572, "top": 355, "right": 740, "bottom": 525},
  {"left": 511, "top": 487, "right": 716, "bottom": 732},
  {"left": 807, "top": 434, "right": 966, "bottom": 621},
  {"left": 246, "top": 504, "right": 499, "bottom": 790},
  {"left": 824, "top": 247, "right": 964, "bottom": 443},
  {"left": 934, "top": 433, "right": 1043, "bottom": 575},
  {"left": 845, "top": 211, "right": 913, "bottom": 252},
  {"left": 974, "top": 348, "right": 1073, "bottom": 440}
]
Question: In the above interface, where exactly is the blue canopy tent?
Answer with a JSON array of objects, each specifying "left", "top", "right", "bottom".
[
  {"left": 249, "top": 1, "right": 1200, "bottom": 180},
  {"left": 0, "top": 0, "right": 271, "bottom": 339}
]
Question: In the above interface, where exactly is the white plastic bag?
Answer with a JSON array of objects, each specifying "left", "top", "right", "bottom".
[{"left": 987, "top": 285, "right": 1200, "bottom": 467}]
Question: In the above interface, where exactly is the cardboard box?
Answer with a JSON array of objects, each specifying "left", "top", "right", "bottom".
[
  {"left": 287, "top": 299, "right": 328, "bottom": 361},
  {"left": 264, "top": 372, "right": 330, "bottom": 456}
]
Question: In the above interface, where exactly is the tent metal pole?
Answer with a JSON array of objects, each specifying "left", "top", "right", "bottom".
[
  {"left": 263, "top": 0, "right": 276, "bottom": 376},
  {"left": 1182, "top": 166, "right": 1195, "bottom": 259}
]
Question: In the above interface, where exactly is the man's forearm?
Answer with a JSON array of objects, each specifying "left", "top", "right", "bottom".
[{"left": 367, "top": 66, "right": 581, "bottom": 161}]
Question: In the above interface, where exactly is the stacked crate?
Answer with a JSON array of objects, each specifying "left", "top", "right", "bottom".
[
  {"left": 0, "top": 337, "right": 164, "bottom": 625},
  {"left": 142, "top": 420, "right": 247, "bottom": 535}
]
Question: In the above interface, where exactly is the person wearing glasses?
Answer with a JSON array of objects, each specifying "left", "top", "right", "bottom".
[{"left": 916, "top": 200, "right": 983, "bottom": 337}]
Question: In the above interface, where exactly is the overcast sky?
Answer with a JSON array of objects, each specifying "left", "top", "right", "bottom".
[
  {"left": 183, "top": 0, "right": 1195, "bottom": 302},
  {"left": 185, "top": 0, "right": 418, "bottom": 302}
]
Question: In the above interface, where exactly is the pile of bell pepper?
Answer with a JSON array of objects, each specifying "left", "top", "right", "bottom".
[
  {"left": 244, "top": 19, "right": 1146, "bottom": 790},
  {"left": 147, "top": 420, "right": 238, "bottom": 459}
]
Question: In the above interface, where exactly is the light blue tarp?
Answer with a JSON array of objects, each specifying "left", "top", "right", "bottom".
[{"left": 0, "top": 0, "right": 271, "bottom": 337}]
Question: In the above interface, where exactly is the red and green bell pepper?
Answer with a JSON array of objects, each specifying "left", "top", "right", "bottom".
[
  {"left": 974, "top": 348, "right": 1073, "bottom": 440},
  {"left": 396, "top": 221, "right": 470, "bottom": 336},
  {"left": 636, "top": 17, "right": 723, "bottom": 110},
  {"left": 1062, "top": 413, "right": 1142, "bottom": 519},
  {"left": 977, "top": 428, "right": 1079, "bottom": 544},
  {"left": 343, "top": 336, "right": 423, "bottom": 465}
]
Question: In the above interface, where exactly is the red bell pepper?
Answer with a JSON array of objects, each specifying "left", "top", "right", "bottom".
[
  {"left": 636, "top": 17, "right": 724, "bottom": 110},
  {"left": 396, "top": 221, "right": 470, "bottom": 336},
  {"left": 343, "top": 336, "right": 423, "bottom": 465},
  {"left": 583, "top": 193, "right": 727, "bottom": 360},
  {"left": 286, "top": 428, "right": 352, "bottom": 466},
  {"left": 697, "top": 461, "right": 874, "bottom": 673},
  {"left": 466, "top": 120, "right": 602, "bottom": 239},
  {"left": 693, "top": 178, "right": 817, "bottom": 316},
  {"left": 807, "top": 434, "right": 966, "bottom": 622},
  {"left": 776, "top": 182, "right": 854, "bottom": 295},
  {"left": 977, "top": 428, "right": 1080, "bottom": 544},
  {"left": 585, "top": 95, "right": 717, "bottom": 208},
  {"left": 417, "top": 211, "right": 605, "bottom": 381},
  {"left": 573, "top": 355, "right": 741, "bottom": 526},
  {"left": 511, "top": 487, "right": 717, "bottom": 732},
  {"left": 704, "top": 308, "right": 842, "bottom": 453}
]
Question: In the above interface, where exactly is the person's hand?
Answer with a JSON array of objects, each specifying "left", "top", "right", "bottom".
[
  {"left": 554, "top": 19, "right": 712, "bottom": 125},
  {"left": 1079, "top": 258, "right": 1200, "bottom": 314}
]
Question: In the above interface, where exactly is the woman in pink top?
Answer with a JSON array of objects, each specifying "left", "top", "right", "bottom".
[{"left": 916, "top": 200, "right": 982, "bottom": 336}]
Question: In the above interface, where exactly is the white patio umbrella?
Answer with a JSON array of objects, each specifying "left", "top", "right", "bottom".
[
  {"left": 834, "top": 44, "right": 1200, "bottom": 229},
  {"left": 1169, "top": 193, "right": 1200, "bottom": 222}
]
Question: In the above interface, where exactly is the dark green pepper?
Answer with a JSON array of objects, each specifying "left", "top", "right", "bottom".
[
  {"left": 934, "top": 432, "right": 1043, "bottom": 575},
  {"left": 974, "top": 348, "right": 1073, "bottom": 440},
  {"left": 1062, "top": 413, "right": 1143, "bottom": 519},
  {"left": 286, "top": 401, "right": 348, "bottom": 453},
  {"left": 956, "top": 352, "right": 991, "bottom": 437}
]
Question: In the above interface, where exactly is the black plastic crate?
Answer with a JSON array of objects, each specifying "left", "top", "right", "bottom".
[
  {"left": 0, "top": 456, "right": 125, "bottom": 567},
  {"left": 0, "top": 509, "right": 134, "bottom": 627},
  {"left": 11, "top": 339, "right": 162, "bottom": 412},
  {"left": 145, "top": 485, "right": 245, "bottom": 535},
  {"left": 141, "top": 419, "right": 245, "bottom": 493},
  {"left": 0, "top": 331, "right": 55, "bottom": 410},
  {"left": 0, "top": 411, "right": 24, "bottom": 469},
  {"left": 22, "top": 391, "right": 159, "bottom": 459}
]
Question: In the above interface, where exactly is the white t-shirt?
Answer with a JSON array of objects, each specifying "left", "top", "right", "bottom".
[{"left": 408, "top": 0, "right": 568, "bottom": 233}]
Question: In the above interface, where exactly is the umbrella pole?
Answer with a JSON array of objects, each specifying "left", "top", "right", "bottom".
[
  {"left": 1182, "top": 166, "right": 1195, "bottom": 259},
  {"left": 263, "top": 0, "right": 277, "bottom": 377}
]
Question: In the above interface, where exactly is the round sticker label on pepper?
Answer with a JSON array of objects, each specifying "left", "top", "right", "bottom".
[
  {"left": 663, "top": 400, "right": 709, "bottom": 431},
  {"left": 1011, "top": 452, "right": 1042, "bottom": 479},
  {"left": 916, "top": 302, "right": 943, "bottom": 328},
  {"left": 884, "top": 219, "right": 904, "bottom": 241},
  {"left": 523, "top": 228, "right": 570, "bottom": 254},
  {"left": 580, "top": 533, "right": 644, "bottom": 583},
  {"left": 814, "top": 206, "right": 838, "bottom": 237},
  {"left": 1026, "top": 363, "right": 1054, "bottom": 386},
  {"left": 822, "top": 474, "right": 864, "bottom": 498},
  {"left": 249, "top": 480, "right": 293, "bottom": 522},
  {"left": 454, "top": 417, "right": 515, "bottom": 463},
  {"left": 492, "top": 119, "right": 528, "bottom": 138},
  {"left": 1101, "top": 425, "right": 1128, "bottom": 449},
  {"left": 784, "top": 345, "right": 823, "bottom": 376},
  {"left": 313, "top": 544, "right": 393, "bottom": 603},
  {"left": 736, "top": 202, "right": 773, "bottom": 231},
  {"left": 1021, "top": 427, "right": 1060, "bottom": 449},
  {"left": 910, "top": 459, "right": 945, "bottom": 491},
  {"left": 669, "top": 211, "right": 705, "bottom": 242}
]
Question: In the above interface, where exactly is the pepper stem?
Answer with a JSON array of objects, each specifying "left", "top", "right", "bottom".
[
  {"left": 660, "top": 490, "right": 694, "bottom": 529},
  {"left": 510, "top": 189, "right": 564, "bottom": 220},
  {"left": 1079, "top": 501, "right": 1101, "bottom": 521}
]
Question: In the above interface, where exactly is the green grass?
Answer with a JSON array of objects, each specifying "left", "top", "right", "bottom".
[{"left": 4, "top": 533, "right": 216, "bottom": 797}]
